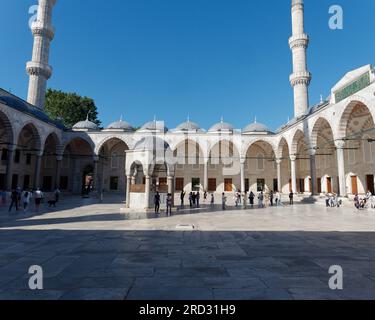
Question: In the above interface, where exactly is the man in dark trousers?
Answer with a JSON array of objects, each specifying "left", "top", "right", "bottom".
[
  {"left": 180, "top": 190, "right": 186, "bottom": 207},
  {"left": 8, "top": 189, "right": 18, "bottom": 213},
  {"left": 154, "top": 192, "right": 161, "bottom": 215},
  {"left": 289, "top": 191, "right": 294, "bottom": 205}
]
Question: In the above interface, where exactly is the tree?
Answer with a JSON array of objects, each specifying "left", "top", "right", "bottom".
[{"left": 45, "top": 89, "right": 101, "bottom": 128}]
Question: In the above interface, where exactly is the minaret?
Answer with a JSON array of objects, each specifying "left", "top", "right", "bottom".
[
  {"left": 289, "top": 0, "right": 311, "bottom": 118},
  {"left": 26, "top": 0, "right": 57, "bottom": 109}
]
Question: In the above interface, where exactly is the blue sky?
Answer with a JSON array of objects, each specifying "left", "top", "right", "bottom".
[{"left": 1, "top": 0, "right": 374, "bottom": 130}]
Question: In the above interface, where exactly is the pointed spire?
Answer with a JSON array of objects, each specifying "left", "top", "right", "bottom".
[
  {"left": 86, "top": 110, "right": 91, "bottom": 121},
  {"left": 220, "top": 116, "right": 224, "bottom": 123},
  {"left": 120, "top": 114, "right": 123, "bottom": 122},
  {"left": 254, "top": 116, "right": 257, "bottom": 124},
  {"left": 187, "top": 114, "right": 190, "bottom": 123},
  {"left": 320, "top": 94, "right": 323, "bottom": 103}
]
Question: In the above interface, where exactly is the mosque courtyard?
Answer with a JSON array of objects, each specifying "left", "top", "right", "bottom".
[{"left": 1, "top": 196, "right": 375, "bottom": 300}]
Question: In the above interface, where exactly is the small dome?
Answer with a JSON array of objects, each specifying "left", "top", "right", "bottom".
[
  {"left": 208, "top": 120, "right": 234, "bottom": 133},
  {"left": 243, "top": 121, "right": 270, "bottom": 133},
  {"left": 72, "top": 119, "right": 99, "bottom": 131},
  {"left": 133, "top": 136, "right": 169, "bottom": 151},
  {"left": 106, "top": 119, "right": 134, "bottom": 131},
  {"left": 139, "top": 120, "right": 168, "bottom": 133},
  {"left": 173, "top": 120, "right": 202, "bottom": 132}
]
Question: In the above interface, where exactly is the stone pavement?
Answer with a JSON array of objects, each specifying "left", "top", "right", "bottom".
[{"left": 1, "top": 196, "right": 375, "bottom": 300}]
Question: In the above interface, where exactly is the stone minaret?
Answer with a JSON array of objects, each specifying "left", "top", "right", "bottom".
[
  {"left": 289, "top": 0, "right": 311, "bottom": 118},
  {"left": 26, "top": 0, "right": 57, "bottom": 109}
]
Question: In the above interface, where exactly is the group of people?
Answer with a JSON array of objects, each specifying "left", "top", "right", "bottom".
[
  {"left": 354, "top": 190, "right": 374, "bottom": 210},
  {"left": 154, "top": 191, "right": 173, "bottom": 216},
  {"left": 325, "top": 193, "right": 342, "bottom": 208},
  {"left": 1, "top": 187, "right": 61, "bottom": 214}
]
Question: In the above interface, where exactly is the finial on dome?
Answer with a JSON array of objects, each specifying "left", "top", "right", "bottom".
[
  {"left": 120, "top": 114, "right": 123, "bottom": 122},
  {"left": 254, "top": 116, "right": 257, "bottom": 124},
  {"left": 187, "top": 114, "right": 190, "bottom": 123},
  {"left": 320, "top": 94, "right": 323, "bottom": 103},
  {"left": 86, "top": 110, "right": 91, "bottom": 121},
  {"left": 220, "top": 116, "right": 224, "bottom": 123},
  {"left": 153, "top": 114, "right": 157, "bottom": 122}
]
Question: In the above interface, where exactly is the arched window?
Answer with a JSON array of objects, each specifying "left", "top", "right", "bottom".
[
  {"left": 111, "top": 152, "right": 119, "bottom": 169},
  {"left": 257, "top": 153, "right": 264, "bottom": 171}
]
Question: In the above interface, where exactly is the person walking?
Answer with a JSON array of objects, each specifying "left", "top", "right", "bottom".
[
  {"left": 258, "top": 191, "right": 264, "bottom": 208},
  {"left": 189, "top": 192, "right": 193, "bottom": 208},
  {"left": 8, "top": 189, "right": 19, "bottom": 213},
  {"left": 289, "top": 191, "right": 294, "bottom": 205},
  {"left": 16, "top": 186, "right": 22, "bottom": 210},
  {"left": 180, "top": 190, "right": 186, "bottom": 207},
  {"left": 222, "top": 193, "right": 227, "bottom": 210},
  {"left": 166, "top": 193, "right": 173, "bottom": 216},
  {"left": 0, "top": 189, "right": 6, "bottom": 207},
  {"left": 269, "top": 190, "right": 274, "bottom": 207},
  {"left": 154, "top": 191, "right": 161, "bottom": 215},
  {"left": 54, "top": 188, "right": 61, "bottom": 203},
  {"left": 34, "top": 188, "right": 44, "bottom": 213},
  {"left": 204, "top": 191, "right": 207, "bottom": 202},
  {"left": 249, "top": 191, "right": 255, "bottom": 208},
  {"left": 210, "top": 193, "right": 215, "bottom": 208},
  {"left": 196, "top": 192, "right": 200, "bottom": 208},
  {"left": 22, "top": 190, "right": 32, "bottom": 212}
]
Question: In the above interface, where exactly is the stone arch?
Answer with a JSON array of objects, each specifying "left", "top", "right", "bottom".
[
  {"left": 95, "top": 135, "right": 131, "bottom": 155},
  {"left": 310, "top": 117, "right": 335, "bottom": 150},
  {"left": 337, "top": 100, "right": 375, "bottom": 139},
  {"left": 172, "top": 138, "right": 205, "bottom": 165},
  {"left": 0, "top": 109, "right": 14, "bottom": 148},
  {"left": 17, "top": 122, "right": 42, "bottom": 153},
  {"left": 276, "top": 137, "right": 289, "bottom": 159},
  {"left": 62, "top": 135, "right": 95, "bottom": 155},
  {"left": 291, "top": 129, "right": 306, "bottom": 155},
  {"left": 244, "top": 139, "right": 277, "bottom": 158}
]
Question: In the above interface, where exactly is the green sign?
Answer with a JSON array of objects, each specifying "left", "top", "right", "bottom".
[{"left": 335, "top": 72, "right": 370, "bottom": 103}]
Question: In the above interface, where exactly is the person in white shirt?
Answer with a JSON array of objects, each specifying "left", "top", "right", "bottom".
[
  {"left": 34, "top": 188, "right": 44, "bottom": 212},
  {"left": 22, "top": 191, "right": 32, "bottom": 211}
]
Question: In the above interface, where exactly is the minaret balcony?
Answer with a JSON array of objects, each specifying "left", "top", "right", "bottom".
[
  {"left": 288, "top": 33, "right": 309, "bottom": 49},
  {"left": 31, "top": 21, "right": 55, "bottom": 40},
  {"left": 26, "top": 61, "right": 52, "bottom": 79},
  {"left": 290, "top": 71, "right": 311, "bottom": 86}
]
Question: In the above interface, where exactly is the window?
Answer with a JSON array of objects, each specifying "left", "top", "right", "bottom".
[
  {"left": 175, "top": 178, "right": 184, "bottom": 191},
  {"left": 191, "top": 178, "right": 200, "bottom": 191},
  {"left": 23, "top": 175, "right": 30, "bottom": 190},
  {"left": 208, "top": 178, "right": 216, "bottom": 192},
  {"left": 26, "top": 154, "right": 32, "bottom": 165},
  {"left": 245, "top": 179, "right": 250, "bottom": 192},
  {"left": 110, "top": 176, "right": 119, "bottom": 190},
  {"left": 257, "top": 154, "right": 264, "bottom": 170},
  {"left": 111, "top": 152, "right": 119, "bottom": 169},
  {"left": 14, "top": 150, "right": 20, "bottom": 164},
  {"left": 224, "top": 178, "right": 233, "bottom": 192},
  {"left": 257, "top": 179, "right": 265, "bottom": 192},
  {"left": 60, "top": 176, "right": 69, "bottom": 190},
  {"left": 1, "top": 148, "right": 8, "bottom": 161}
]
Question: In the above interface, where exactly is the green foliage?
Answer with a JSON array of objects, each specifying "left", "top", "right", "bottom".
[{"left": 45, "top": 89, "right": 101, "bottom": 128}]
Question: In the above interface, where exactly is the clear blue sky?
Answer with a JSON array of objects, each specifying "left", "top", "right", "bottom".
[{"left": 1, "top": 0, "right": 374, "bottom": 130}]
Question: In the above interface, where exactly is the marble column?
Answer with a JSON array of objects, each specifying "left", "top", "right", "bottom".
[
  {"left": 335, "top": 140, "right": 347, "bottom": 197},
  {"left": 203, "top": 160, "right": 208, "bottom": 192},
  {"left": 125, "top": 175, "right": 131, "bottom": 208},
  {"left": 276, "top": 158, "right": 282, "bottom": 192},
  {"left": 5, "top": 148, "right": 15, "bottom": 191},
  {"left": 240, "top": 161, "right": 245, "bottom": 193},
  {"left": 93, "top": 156, "right": 99, "bottom": 191},
  {"left": 33, "top": 153, "right": 43, "bottom": 189},
  {"left": 55, "top": 155, "right": 62, "bottom": 189},
  {"left": 309, "top": 150, "right": 317, "bottom": 195},
  {"left": 144, "top": 175, "right": 151, "bottom": 209},
  {"left": 290, "top": 155, "right": 297, "bottom": 193}
]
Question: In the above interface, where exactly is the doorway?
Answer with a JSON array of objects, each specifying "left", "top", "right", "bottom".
[
  {"left": 327, "top": 177, "right": 332, "bottom": 193},
  {"left": 366, "top": 175, "right": 374, "bottom": 194},
  {"left": 351, "top": 176, "right": 358, "bottom": 195}
]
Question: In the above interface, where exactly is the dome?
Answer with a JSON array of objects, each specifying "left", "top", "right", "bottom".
[
  {"left": 173, "top": 120, "right": 202, "bottom": 132},
  {"left": 106, "top": 119, "right": 134, "bottom": 131},
  {"left": 208, "top": 120, "right": 234, "bottom": 132},
  {"left": 72, "top": 119, "right": 99, "bottom": 131},
  {"left": 243, "top": 121, "right": 271, "bottom": 133},
  {"left": 133, "top": 136, "right": 169, "bottom": 151},
  {"left": 139, "top": 120, "right": 168, "bottom": 133}
]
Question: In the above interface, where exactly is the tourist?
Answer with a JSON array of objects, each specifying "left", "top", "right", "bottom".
[
  {"left": 258, "top": 191, "right": 264, "bottom": 208},
  {"left": 325, "top": 193, "right": 330, "bottom": 207},
  {"left": 222, "top": 193, "right": 227, "bottom": 210},
  {"left": 365, "top": 190, "right": 373, "bottom": 208},
  {"left": 275, "top": 191, "right": 280, "bottom": 206},
  {"left": 0, "top": 189, "right": 6, "bottom": 206},
  {"left": 154, "top": 191, "right": 161, "bottom": 215},
  {"left": 289, "top": 191, "right": 294, "bottom": 205},
  {"left": 196, "top": 192, "right": 200, "bottom": 208},
  {"left": 234, "top": 192, "right": 239, "bottom": 207},
  {"left": 269, "top": 190, "right": 274, "bottom": 207},
  {"left": 210, "top": 193, "right": 215, "bottom": 208},
  {"left": 54, "top": 188, "right": 61, "bottom": 203},
  {"left": 192, "top": 192, "right": 196, "bottom": 206},
  {"left": 180, "top": 190, "right": 186, "bottom": 207},
  {"left": 189, "top": 192, "right": 193, "bottom": 207},
  {"left": 166, "top": 193, "right": 172, "bottom": 216},
  {"left": 16, "top": 186, "right": 22, "bottom": 211},
  {"left": 8, "top": 189, "right": 19, "bottom": 213},
  {"left": 34, "top": 188, "right": 44, "bottom": 213},
  {"left": 354, "top": 194, "right": 361, "bottom": 210},
  {"left": 204, "top": 191, "right": 207, "bottom": 202},
  {"left": 22, "top": 190, "right": 32, "bottom": 212},
  {"left": 249, "top": 191, "right": 255, "bottom": 208}
]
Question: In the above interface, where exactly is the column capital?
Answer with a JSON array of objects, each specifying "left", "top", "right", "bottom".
[
  {"left": 93, "top": 155, "right": 99, "bottom": 162},
  {"left": 275, "top": 158, "right": 282, "bottom": 165},
  {"left": 290, "top": 155, "right": 297, "bottom": 162},
  {"left": 335, "top": 139, "right": 346, "bottom": 149},
  {"left": 56, "top": 155, "right": 63, "bottom": 161}
]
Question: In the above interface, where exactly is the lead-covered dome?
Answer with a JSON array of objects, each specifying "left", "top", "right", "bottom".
[
  {"left": 106, "top": 119, "right": 134, "bottom": 131},
  {"left": 72, "top": 119, "right": 99, "bottom": 131},
  {"left": 173, "top": 120, "right": 203, "bottom": 132},
  {"left": 138, "top": 120, "right": 168, "bottom": 133},
  {"left": 208, "top": 119, "right": 234, "bottom": 133},
  {"left": 243, "top": 121, "right": 272, "bottom": 134}
]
